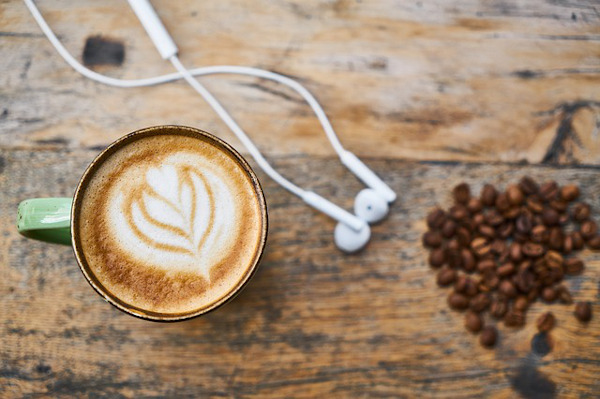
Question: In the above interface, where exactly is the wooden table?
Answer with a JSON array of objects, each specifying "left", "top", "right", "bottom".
[{"left": 1, "top": 1, "right": 599, "bottom": 397}]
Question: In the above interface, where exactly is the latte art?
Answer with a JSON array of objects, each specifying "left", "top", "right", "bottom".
[
  {"left": 115, "top": 162, "right": 236, "bottom": 280},
  {"left": 76, "top": 128, "right": 266, "bottom": 316}
]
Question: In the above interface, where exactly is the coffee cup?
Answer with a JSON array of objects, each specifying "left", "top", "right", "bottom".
[{"left": 17, "top": 125, "right": 268, "bottom": 321}]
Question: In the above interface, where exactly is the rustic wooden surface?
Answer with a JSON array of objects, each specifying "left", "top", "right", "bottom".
[{"left": 1, "top": 0, "right": 599, "bottom": 398}]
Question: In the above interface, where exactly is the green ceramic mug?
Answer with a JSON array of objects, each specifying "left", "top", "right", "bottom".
[{"left": 17, "top": 125, "right": 268, "bottom": 321}]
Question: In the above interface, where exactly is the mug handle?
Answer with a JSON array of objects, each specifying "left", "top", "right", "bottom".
[{"left": 17, "top": 198, "right": 73, "bottom": 245}]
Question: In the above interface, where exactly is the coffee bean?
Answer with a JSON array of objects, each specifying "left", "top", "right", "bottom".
[
  {"left": 570, "top": 231, "right": 584, "bottom": 250},
  {"left": 447, "top": 249, "right": 463, "bottom": 269},
  {"left": 471, "top": 237, "right": 491, "bottom": 257},
  {"left": 559, "top": 213, "right": 569, "bottom": 225},
  {"left": 440, "top": 219, "right": 456, "bottom": 238},
  {"left": 526, "top": 197, "right": 544, "bottom": 214},
  {"left": 450, "top": 205, "right": 469, "bottom": 221},
  {"left": 560, "top": 184, "right": 579, "bottom": 202},
  {"left": 465, "top": 312, "right": 483, "bottom": 333},
  {"left": 574, "top": 301, "right": 592, "bottom": 322},
  {"left": 587, "top": 235, "right": 600, "bottom": 250},
  {"left": 485, "top": 209, "right": 504, "bottom": 226},
  {"left": 481, "top": 184, "right": 498, "bottom": 206},
  {"left": 542, "top": 208, "right": 560, "bottom": 226},
  {"left": 509, "top": 242, "right": 523, "bottom": 262},
  {"left": 504, "top": 310, "right": 525, "bottom": 327},
  {"left": 478, "top": 224, "right": 496, "bottom": 239},
  {"left": 436, "top": 267, "right": 456, "bottom": 286},
  {"left": 522, "top": 242, "right": 545, "bottom": 258},
  {"left": 427, "top": 208, "right": 446, "bottom": 229},
  {"left": 480, "top": 273, "right": 499, "bottom": 292},
  {"left": 564, "top": 258, "right": 584, "bottom": 275},
  {"left": 447, "top": 238, "right": 461, "bottom": 251},
  {"left": 563, "top": 235, "right": 573, "bottom": 254},
  {"left": 514, "top": 296, "right": 529, "bottom": 312},
  {"left": 541, "top": 286, "right": 558, "bottom": 302},
  {"left": 473, "top": 213, "right": 485, "bottom": 226},
  {"left": 537, "top": 312, "right": 556, "bottom": 332},
  {"left": 467, "top": 198, "right": 483, "bottom": 214},
  {"left": 454, "top": 275, "right": 469, "bottom": 293},
  {"left": 557, "top": 285, "right": 573, "bottom": 304},
  {"left": 550, "top": 200, "right": 568, "bottom": 214},
  {"left": 582, "top": 221, "right": 598, "bottom": 240},
  {"left": 461, "top": 249, "right": 476, "bottom": 272},
  {"left": 548, "top": 228, "right": 563, "bottom": 251},
  {"left": 519, "top": 176, "right": 539, "bottom": 195},
  {"left": 495, "top": 193, "right": 511, "bottom": 212},
  {"left": 516, "top": 271, "right": 535, "bottom": 293},
  {"left": 496, "top": 222, "right": 514, "bottom": 239},
  {"left": 470, "top": 293, "right": 491, "bottom": 313},
  {"left": 503, "top": 207, "right": 521, "bottom": 220},
  {"left": 497, "top": 262, "right": 516, "bottom": 278},
  {"left": 506, "top": 185, "right": 524, "bottom": 206},
  {"left": 490, "top": 300, "right": 508, "bottom": 319},
  {"left": 531, "top": 225, "right": 549, "bottom": 244},
  {"left": 422, "top": 231, "right": 443, "bottom": 248},
  {"left": 539, "top": 181, "right": 559, "bottom": 202},
  {"left": 453, "top": 183, "right": 471, "bottom": 205},
  {"left": 448, "top": 292, "right": 469, "bottom": 310},
  {"left": 428, "top": 248, "right": 446, "bottom": 268},
  {"left": 477, "top": 259, "right": 496, "bottom": 274},
  {"left": 479, "top": 326, "right": 497, "bottom": 348},
  {"left": 499, "top": 280, "right": 517, "bottom": 298},
  {"left": 491, "top": 239, "right": 506, "bottom": 255},
  {"left": 572, "top": 203, "right": 591, "bottom": 222},
  {"left": 515, "top": 214, "right": 533, "bottom": 234},
  {"left": 544, "top": 251, "right": 563, "bottom": 270}
]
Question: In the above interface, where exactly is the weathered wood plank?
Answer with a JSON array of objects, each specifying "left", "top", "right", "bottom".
[
  {"left": 1, "top": 148, "right": 598, "bottom": 398},
  {"left": 1, "top": 0, "right": 599, "bottom": 164}
]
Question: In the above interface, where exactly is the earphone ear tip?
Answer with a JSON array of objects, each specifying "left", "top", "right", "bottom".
[
  {"left": 334, "top": 222, "right": 371, "bottom": 253},
  {"left": 354, "top": 188, "right": 389, "bottom": 223}
]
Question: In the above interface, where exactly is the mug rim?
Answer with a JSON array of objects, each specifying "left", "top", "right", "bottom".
[{"left": 71, "top": 125, "right": 268, "bottom": 322}]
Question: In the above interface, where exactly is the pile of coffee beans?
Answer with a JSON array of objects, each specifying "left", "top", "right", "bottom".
[{"left": 423, "top": 177, "right": 594, "bottom": 348}]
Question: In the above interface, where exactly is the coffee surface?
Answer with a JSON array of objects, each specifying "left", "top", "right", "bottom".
[{"left": 77, "top": 130, "right": 264, "bottom": 315}]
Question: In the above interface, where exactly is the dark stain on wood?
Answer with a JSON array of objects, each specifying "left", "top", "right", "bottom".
[
  {"left": 34, "top": 138, "right": 69, "bottom": 145},
  {"left": 0, "top": 155, "right": 5, "bottom": 174},
  {"left": 510, "top": 357, "right": 557, "bottom": 399},
  {"left": 531, "top": 332, "right": 553, "bottom": 357},
  {"left": 82, "top": 36, "right": 125, "bottom": 67},
  {"left": 0, "top": 108, "right": 8, "bottom": 119},
  {"left": 513, "top": 69, "right": 539, "bottom": 79}
]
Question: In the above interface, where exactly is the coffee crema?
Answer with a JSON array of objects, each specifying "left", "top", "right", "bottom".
[{"left": 75, "top": 128, "right": 266, "bottom": 317}]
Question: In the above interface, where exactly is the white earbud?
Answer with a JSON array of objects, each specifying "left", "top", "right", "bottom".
[
  {"left": 334, "top": 222, "right": 371, "bottom": 253},
  {"left": 354, "top": 188, "right": 389, "bottom": 223}
]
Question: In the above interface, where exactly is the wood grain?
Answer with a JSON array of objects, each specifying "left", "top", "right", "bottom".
[
  {"left": 1, "top": 149, "right": 599, "bottom": 398},
  {"left": 0, "top": 0, "right": 599, "bottom": 164}
]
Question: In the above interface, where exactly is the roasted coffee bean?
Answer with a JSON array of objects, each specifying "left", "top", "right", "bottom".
[
  {"left": 437, "top": 267, "right": 456, "bottom": 286},
  {"left": 497, "top": 222, "right": 514, "bottom": 239},
  {"left": 460, "top": 218, "right": 477, "bottom": 234},
  {"left": 441, "top": 219, "right": 457, "bottom": 238},
  {"left": 548, "top": 228, "right": 563, "bottom": 251},
  {"left": 504, "top": 310, "right": 525, "bottom": 327},
  {"left": 516, "top": 272, "right": 535, "bottom": 293},
  {"left": 422, "top": 231, "right": 443, "bottom": 248},
  {"left": 561, "top": 184, "right": 579, "bottom": 202},
  {"left": 519, "top": 176, "right": 539, "bottom": 195},
  {"left": 470, "top": 293, "right": 491, "bottom": 313},
  {"left": 572, "top": 203, "right": 591, "bottom": 222},
  {"left": 542, "top": 208, "right": 560, "bottom": 226},
  {"left": 531, "top": 225, "right": 549, "bottom": 244},
  {"left": 503, "top": 207, "right": 521, "bottom": 220},
  {"left": 550, "top": 200, "right": 568, "bottom": 214},
  {"left": 480, "top": 326, "right": 497, "bottom": 348},
  {"left": 558, "top": 213, "right": 569, "bottom": 225},
  {"left": 557, "top": 285, "right": 573, "bottom": 304},
  {"left": 516, "top": 214, "right": 533, "bottom": 234},
  {"left": 510, "top": 242, "right": 523, "bottom": 262},
  {"left": 480, "top": 273, "right": 499, "bottom": 292},
  {"left": 571, "top": 231, "right": 585, "bottom": 250},
  {"left": 514, "top": 296, "right": 529, "bottom": 312},
  {"left": 574, "top": 301, "right": 592, "bottom": 322},
  {"left": 587, "top": 235, "right": 600, "bottom": 250},
  {"left": 467, "top": 198, "right": 483, "bottom": 214},
  {"left": 427, "top": 208, "right": 446, "bottom": 229},
  {"left": 544, "top": 251, "right": 563, "bottom": 269},
  {"left": 526, "top": 197, "right": 544, "bottom": 214},
  {"left": 490, "top": 300, "right": 508, "bottom": 319},
  {"left": 450, "top": 205, "right": 469, "bottom": 221},
  {"left": 480, "top": 184, "right": 497, "bottom": 206},
  {"left": 453, "top": 183, "right": 471, "bottom": 204},
  {"left": 495, "top": 193, "right": 511, "bottom": 212},
  {"left": 461, "top": 249, "right": 477, "bottom": 272},
  {"left": 563, "top": 235, "right": 573, "bottom": 254},
  {"left": 447, "top": 238, "right": 461, "bottom": 251},
  {"left": 499, "top": 280, "right": 517, "bottom": 298},
  {"left": 454, "top": 275, "right": 469, "bottom": 293},
  {"left": 513, "top": 232, "right": 529, "bottom": 243},
  {"left": 541, "top": 286, "right": 558, "bottom": 302},
  {"left": 465, "top": 312, "right": 483, "bottom": 333},
  {"left": 507, "top": 185, "right": 524, "bottom": 206},
  {"left": 456, "top": 227, "right": 471, "bottom": 247},
  {"left": 537, "top": 312, "right": 556, "bottom": 332},
  {"left": 497, "top": 262, "right": 516, "bottom": 278},
  {"left": 522, "top": 242, "right": 545, "bottom": 258},
  {"left": 448, "top": 292, "right": 470, "bottom": 310},
  {"left": 518, "top": 260, "right": 532, "bottom": 273},
  {"left": 564, "top": 258, "right": 584, "bottom": 275},
  {"left": 491, "top": 239, "right": 506, "bottom": 255},
  {"left": 471, "top": 237, "right": 492, "bottom": 257},
  {"left": 478, "top": 224, "right": 496, "bottom": 239},
  {"left": 485, "top": 209, "right": 504, "bottom": 226},
  {"left": 473, "top": 213, "right": 485, "bottom": 226},
  {"left": 539, "top": 181, "right": 559, "bottom": 202},
  {"left": 428, "top": 248, "right": 446, "bottom": 268},
  {"left": 477, "top": 259, "right": 496, "bottom": 274},
  {"left": 447, "top": 249, "right": 464, "bottom": 269},
  {"left": 582, "top": 221, "right": 598, "bottom": 239}
]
